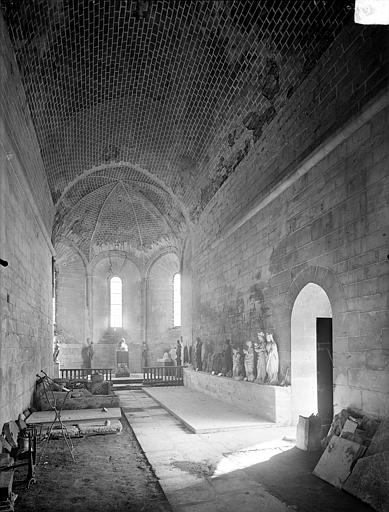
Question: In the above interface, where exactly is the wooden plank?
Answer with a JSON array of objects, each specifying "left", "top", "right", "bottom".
[{"left": 26, "top": 407, "right": 121, "bottom": 426}]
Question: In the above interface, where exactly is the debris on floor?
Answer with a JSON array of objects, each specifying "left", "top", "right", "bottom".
[
  {"left": 14, "top": 416, "right": 172, "bottom": 512},
  {"left": 78, "top": 419, "right": 122, "bottom": 436},
  {"left": 35, "top": 374, "right": 119, "bottom": 411},
  {"left": 295, "top": 414, "right": 321, "bottom": 451},
  {"left": 313, "top": 435, "right": 366, "bottom": 488},
  {"left": 343, "top": 451, "right": 389, "bottom": 512},
  {"left": 171, "top": 460, "right": 216, "bottom": 478},
  {"left": 313, "top": 409, "right": 388, "bottom": 511}
]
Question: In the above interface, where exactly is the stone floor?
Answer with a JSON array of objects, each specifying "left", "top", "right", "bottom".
[{"left": 118, "top": 388, "right": 374, "bottom": 512}]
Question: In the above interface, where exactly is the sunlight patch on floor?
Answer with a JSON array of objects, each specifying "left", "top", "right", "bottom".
[{"left": 214, "top": 439, "right": 295, "bottom": 476}]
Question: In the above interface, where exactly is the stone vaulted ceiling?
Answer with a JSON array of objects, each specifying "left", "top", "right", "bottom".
[{"left": 1, "top": 0, "right": 352, "bottom": 264}]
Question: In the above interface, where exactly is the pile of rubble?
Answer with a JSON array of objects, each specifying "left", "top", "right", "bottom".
[
  {"left": 312, "top": 409, "right": 388, "bottom": 512},
  {"left": 35, "top": 373, "right": 119, "bottom": 411}
]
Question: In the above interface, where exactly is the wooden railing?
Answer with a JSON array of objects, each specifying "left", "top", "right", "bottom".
[
  {"left": 143, "top": 366, "right": 184, "bottom": 386},
  {"left": 60, "top": 368, "right": 113, "bottom": 381}
]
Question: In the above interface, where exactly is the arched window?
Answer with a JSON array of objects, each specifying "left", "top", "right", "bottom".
[
  {"left": 173, "top": 273, "right": 181, "bottom": 327},
  {"left": 110, "top": 276, "right": 122, "bottom": 328}
]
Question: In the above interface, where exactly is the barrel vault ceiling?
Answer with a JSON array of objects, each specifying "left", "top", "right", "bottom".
[{"left": 1, "top": 0, "right": 352, "bottom": 264}]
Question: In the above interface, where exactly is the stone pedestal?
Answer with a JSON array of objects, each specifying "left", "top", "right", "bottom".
[
  {"left": 53, "top": 362, "right": 60, "bottom": 379},
  {"left": 183, "top": 368, "right": 292, "bottom": 425}
]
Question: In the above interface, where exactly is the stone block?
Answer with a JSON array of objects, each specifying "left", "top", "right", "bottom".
[
  {"left": 50, "top": 425, "right": 80, "bottom": 439},
  {"left": 313, "top": 436, "right": 366, "bottom": 488},
  {"left": 348, "top": 368, "right": 389, "bottom": 393},
  {"left": 333, "top": 385, "right": 362, "bottom": 414},
  {"left": 361, "top": 390, "right": 389, "bottom": 418},
  {"left": 183, "top": 368, "right": 292, "bottom": 425},
  {"left": 343, "top": 451, "right": 389, "bottom": 512},
  {"left": 334, "top": 312, "right": 360, "bottom": 338},
  {"left": 367, "top": 418, "right": 389, "bottom": 456},
  {"left": 78, "top": 419, "right": 122, "bottom": 436},
  {"left": 366, "top": 350, "right": 389, "bottom": 371},
  {"left": 348, "top": 334, "right": 381, "bottom": 351},
  {"left": 359, "top": 310, "right": 389, "bottom": 336}
]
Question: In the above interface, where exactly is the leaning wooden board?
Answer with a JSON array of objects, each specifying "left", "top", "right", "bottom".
[{"left": 26, "top": 408, "right": 121, "bottom": 426}]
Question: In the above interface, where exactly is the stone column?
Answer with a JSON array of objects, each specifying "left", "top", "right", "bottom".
[
  {"left": 140, "top": 275, "right": 148, "bottom": 368},
  {"left": 85, "top": 265, "right": 93, "bottom": 343}
]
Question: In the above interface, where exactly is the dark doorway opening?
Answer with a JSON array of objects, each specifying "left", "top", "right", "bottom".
[{"left": 316, "top": 317, "right": 333, "bottom": 435}]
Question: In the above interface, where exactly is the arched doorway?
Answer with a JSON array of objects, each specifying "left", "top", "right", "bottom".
[{"left": 291, "top": 283, "right": 333, "bottom": 430}]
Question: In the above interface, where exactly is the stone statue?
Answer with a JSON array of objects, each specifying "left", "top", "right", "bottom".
[
  {"left": 201, "top": 340, "right": 208, "bottom": 371},
  {"left": 222, "top": 339, "right": 233, "bottom": 377},
  {"left": 243, "top": 340, "right": 255, "bottom": 382},
  {"left": 87, "top": 340, "right": 94, "bottom": 369},
  {"left": 169, "top": 345, "right": 177, "bottom": 364},
  {"left": 141, "top": 342, "right": 148, "bottom": 368},
  {"left": 176, "top": 339, "right": 182, "bottom": 366},
  {"left": 162, "top": 351, "right": 171, "bottom": 362},
  {"left": 255, "top": 332, "right": 267, "bottom": 383},
  {"left": 183, "top": 344, "right": 189, "bottom": 364},
  {"left": 232, "top": 347, "right": 244, "bottom": 380},
  {"left": 118, "top": 338, "right": 128, "bottom": 351},
  {"left": 212, "top": 350, "right": 222, "bottom": 375},
  {"left": 195, "top": 337, "right": 203, "bottom": 371},
  {"left": 266, "top": 332, "right": 279, "bottom": 385},
  {"left": 53, "top": 339, "right": 60, "bottom": 363},
  {"left": 206, "top": 352, "right": 213, "bottom": 373}
]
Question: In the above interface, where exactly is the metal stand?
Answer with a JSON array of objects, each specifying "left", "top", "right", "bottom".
[{"left": 36, "top": 371, "right": 75, "bottom": 462}]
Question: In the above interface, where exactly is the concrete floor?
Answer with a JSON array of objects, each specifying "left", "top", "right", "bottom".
[{"left": 118, "top": 388, "right": 374, "bottom": 512}]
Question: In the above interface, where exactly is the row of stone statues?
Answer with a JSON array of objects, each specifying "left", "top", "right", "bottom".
[{"left": 189, "top": 332, "right": 279, "bottom": 385}]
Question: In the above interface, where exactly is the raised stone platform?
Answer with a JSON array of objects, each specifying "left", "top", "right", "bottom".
[
  {"left": 184, "top": 368, "right": 292, "bottom": 425},
  {"left": 144, "top": 387, "right": 274, "bottom": 433}
]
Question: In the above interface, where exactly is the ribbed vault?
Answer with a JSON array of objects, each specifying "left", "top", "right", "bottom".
[{"left": 1, "top": 0, "right": 352, "bottom": 262}]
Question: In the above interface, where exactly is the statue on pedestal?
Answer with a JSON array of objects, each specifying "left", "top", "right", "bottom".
[
  {"left": 195, "top": 337, "right": 203, "bottom": 371},
  {"left": 176, "top": 339, "right": 182, "bottom": 366},
  {"left": 87, "top": 340, "right": 94, "bottom": 369},
  {"left": 183, "top": 344, "right": 189, "bottom": 364},
  {"left": 206, "top": 352, "right": 214, "bottom": 373},
  {"left": 254, "top": 332, "right": 267, "bottom": 383},
  {"left": 141, "top": 342, "right": 148, "bottom": 368},
  {"left": 212, "top": 350, "right": 223, "bottom": 375},
  {"left": 201, "top": 340, "right": 208, "bottom": 371},
  {"left": 232, "top": 347, "right": 244, "bottom": 380},
  {"left": 265, "top": 332, "right": 279, "bottom": 385},
  {"left": 222, "top": 339, "right": 233, "bottom": 377},
  {"left": 53, "top": 339, "right": 60, "bottom": 363},
  {"left": 243, "top": 340, "right": 255, "bottom": 382},
  {"left": 118, "top": 338, "right": 128, "bottom": 351}
]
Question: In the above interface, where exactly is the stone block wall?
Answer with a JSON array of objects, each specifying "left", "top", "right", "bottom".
[
  {"left": 183, "top": 23, "right": 389, "bottom": 418},
  {"left": 0, "top": 14, "right": 54, "bottom": 427},
  {"left": 55, "top": 242, "right": 87, "bottom": 345}
]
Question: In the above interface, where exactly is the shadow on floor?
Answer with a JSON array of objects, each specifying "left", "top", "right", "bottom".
[{"left": 240, "top": 446, "right": 374, "bottom": 512}]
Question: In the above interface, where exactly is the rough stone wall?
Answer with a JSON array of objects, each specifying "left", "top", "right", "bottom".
[
  {"left": 185, "top": 25, "right": 389, "bottom": 418},
  {"left": 147, "top": 253, "right": 180, "bottom": 365},
  {"left": 0, "top": 13, "right": 54, "bottom": 427},
  {"left": 196, "top": 24, "right": 388, "bottom": 229}
]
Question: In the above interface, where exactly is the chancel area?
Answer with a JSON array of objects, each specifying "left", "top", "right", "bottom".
[{"left": 0, "top": 1, "right": 388, "bottom": 511}]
